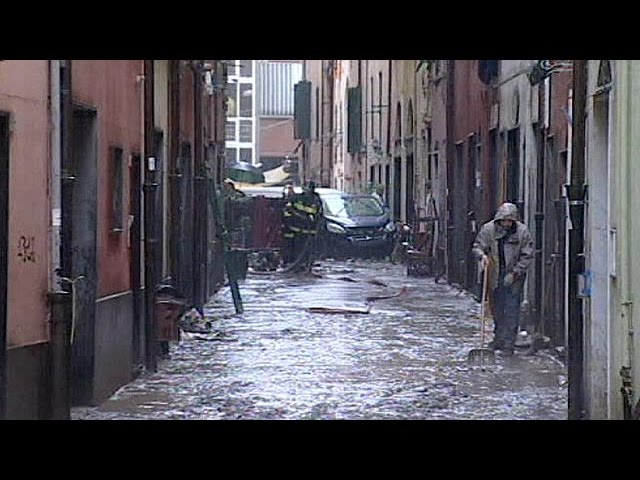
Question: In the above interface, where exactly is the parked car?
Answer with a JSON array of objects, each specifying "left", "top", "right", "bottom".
[
  {"left": 318, "top": 192, "right": 395, "bottom": 258},
  {"left": 234, "top": 185, "right": 396, "bottom": 259}
]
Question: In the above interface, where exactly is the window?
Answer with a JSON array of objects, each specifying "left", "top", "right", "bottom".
[
  {"left": 315, "top": 87, "right": 320, "bottom": 139},
  {"left": 226, "top": 147, "right": 237, "bottom": 164},
  {"left": 347, "top": 86, "right": 362, "bottom": 154},
  {"left": 239, "top": 83, "right": 253, "bottom": 117},
  {"left": 597, "top": 60, "right": 612, "bottom": 88},
  {"left": 111, "top": 147, "right": 124, "bottom": 231},
  {"left": 378, "top": 71, "right": 383, "bottom": 142},
  {"left": 239, "top": 60, "right": 252, "bottom": 78},
  {"left": 226, "top": 83, "right": 238, "bottom": 117},
  {"left": 294, "top": 81, "right": 311, "bottom": 140},
  {"left": 393, "top": 158, "right": 402, "bottom": 219},
  {"left": 239, "top": 148, "right": 252, "bottom": 163},
  {"left": 432, "top": 152, "right": 439, "bottom": 182},
  {"left": 225, "top": 60, "right": 238, "bottom": 77},
  {"left": 322, "top": 195, "right": 384, "bottom": 218},
  {"left": 478, "top": 60, "right": 499, "bottom": 84},
  {"left": 226, "top": 121, "right": 236, "bottom": 141},
  {"left": 239, "top": 120, "right": 252, "bottom": 142},
  {"left": 406, "top": 101, "right": 414, "bottom": 138},
  {"left": 370, "top": 77, "right": 374, "bottom": 139}
]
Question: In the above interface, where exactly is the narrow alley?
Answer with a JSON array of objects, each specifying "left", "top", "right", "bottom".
[
  {"left": 72, "top": 260, "right": 566, "bottom": 420},
  {"left": 5, "top": 59, "right": 639, "bottom": 421}
]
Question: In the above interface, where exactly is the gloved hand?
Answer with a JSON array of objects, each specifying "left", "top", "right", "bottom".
[
  {"left": 503, "top": 272, "right": 516, "bottom": 287},
  {"left": 480, "top": 254, "right": 490, "bottom": 270}
]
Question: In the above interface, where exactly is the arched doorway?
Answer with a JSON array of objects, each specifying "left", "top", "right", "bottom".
[{"left": 393, "top": 102, "right": 402, "bottom": 220}]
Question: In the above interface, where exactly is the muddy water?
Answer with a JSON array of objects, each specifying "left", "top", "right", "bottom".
[{"left": 72, "top": 259, "right": 567, "bottom": 420}]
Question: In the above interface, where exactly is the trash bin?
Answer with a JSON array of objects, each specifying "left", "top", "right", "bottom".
[
  {"left": 155, "top": 285, "right": 187, "bottom": 342},
  {"left": 227, "top": 249, "right": 249, "bottom": 281}
]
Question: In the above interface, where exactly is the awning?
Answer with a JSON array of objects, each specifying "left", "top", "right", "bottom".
[{"left": 262, "top": 165, "right": 292, "bottom": 186}]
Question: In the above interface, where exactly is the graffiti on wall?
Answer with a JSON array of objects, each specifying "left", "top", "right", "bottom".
[{"left": 17, "top": 235, "right": 36, "bottom": 263}]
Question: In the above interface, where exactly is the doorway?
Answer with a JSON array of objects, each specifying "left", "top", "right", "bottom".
[
  {"left": 63, "top": 106, "right": 98, "bottom": 406},
  {"left": 129, "top": 153, "right": 142, "bottom": 367},
  {"left": 0, "top": 113, "right": 10, "bottom": 418}
]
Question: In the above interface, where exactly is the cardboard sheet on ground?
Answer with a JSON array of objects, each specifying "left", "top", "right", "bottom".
[{"left": 307, "top": 306, "right": 371, "bottom": 314}]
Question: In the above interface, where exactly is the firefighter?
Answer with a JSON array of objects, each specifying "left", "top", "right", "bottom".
[
  {"left": 282, "top": 182, "right": 322, "bottom": 271},
  {"left": 282, "top": 185, "right": 297, "bottom": 265}
]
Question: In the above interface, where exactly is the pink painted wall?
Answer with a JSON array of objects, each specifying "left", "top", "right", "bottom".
[
  {"left": 72, "top": 60, "right": 144, "bottom": 298},
  {"left": 0, "top": 60, "right": 51, "bottom": 347},
  {"left": 259, "top": 118, "right": 297, "bottom": 157}
]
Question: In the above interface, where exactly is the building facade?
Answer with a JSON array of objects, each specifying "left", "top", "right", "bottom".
[
  {"left": 256, "top": 60, "right": 302, "bottom": 172},
  {"left": 0, "top": 59, "right": 227, "bottom": 419},
  {"left": 581, "top": 59, "right": 640, "bottom": 420},
  {"left": 0, "top": 60, "right": 52, "bottom": 419}
]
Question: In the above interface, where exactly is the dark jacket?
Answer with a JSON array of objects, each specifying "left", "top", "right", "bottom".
[{"left": 472, "top": 203, "right": 534, "bottom": 291}]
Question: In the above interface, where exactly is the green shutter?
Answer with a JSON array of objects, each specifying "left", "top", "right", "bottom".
[
  {"left": 347, "top": 86, "right": 362, "bottom": 154},
  {"left": 294, "top": 81, "right": 311, "bottom": 140}
]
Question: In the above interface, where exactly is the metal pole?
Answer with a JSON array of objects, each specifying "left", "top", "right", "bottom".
[
  {"left": 143, "top": 59, "right": 159, "bottom": 372},
  {"left": 58, "top": 59, "right": 74, "bottom": 412},
  {"left": 169, "top": 60, "right": 181, "bottom": 294},
  {"left": 445, "top": 60, "right": 456, "bottom": 284},
  {"left": 328, "top": 60, "right": 335, "bottom": 187},
  {"left": 47, "top": 60, "right": 72, "bottom": 419},
  {"left": 567, "top": 59, "right": 587, "bottom": 420},
  {"left": 192, "top": 62, "right": 205, "bottom": 311},
  {"left": 320, "top": 60, "right": 324, "bottom": 185},
  {"left": 47, "top": 291, "right": 71, "bottom": 419},
  {"left": 533, "top": 79, "right": 546, "bottom": 338},
  {"left": 0, "top": 109, "right": 9, "bottom": 421}
]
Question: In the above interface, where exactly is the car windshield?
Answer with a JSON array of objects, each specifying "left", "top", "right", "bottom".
[{"left": 322, "top": 195, "right": 385, "bottom": 218}]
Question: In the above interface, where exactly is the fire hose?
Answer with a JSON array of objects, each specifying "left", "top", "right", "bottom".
[{"left": 248, "top": 225, "right": 319, "bottom": 276}]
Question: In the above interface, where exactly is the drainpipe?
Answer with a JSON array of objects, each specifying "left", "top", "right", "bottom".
[
  {"left": 364, "top": 60, "right": 369, "bottom": 194},
  {"left": 49, "top": 62, "right": 62, "bottom": 290},
  {"left": 533, "top": 77, "right": 546, "bottom": 339},
  {"left": 445, "top": 60, "right": 456, "bottom": 284},
  {"left": 387, "top": 61, "right": 392, "bottom": 204},
  {"left": 142, "top": 60, "right": 158, "bottom": 372},
  {"left": 169, "top": 60, "right": 181, "bottom": 293},
  {"left": 302, "top": 61, "right": 308, "bottom": 184},
  {"left": 0, "top": 85, "right": 10, "bottom": 421},
  {"left": 191, "top": 61, "right": 205, "bottom": 311},
  {"left": 47, "top": 60, "right": 72, "bottom": 419},
  {"left": 320, "top": 60, "right": 325, "bottom": 185},
  {"left": 328, "top": 60, "right": 335, "bottom": 187},
  {"left": 567, "top": 59, "right": 587, "bottom": 420},
  {"left": 50, "top": 59, "right": 75, "bottom": 419}
]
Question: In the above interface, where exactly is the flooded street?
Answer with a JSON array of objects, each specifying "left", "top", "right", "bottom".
[{"left": 73, "top": 259, "right": 567, "bottom": 420}]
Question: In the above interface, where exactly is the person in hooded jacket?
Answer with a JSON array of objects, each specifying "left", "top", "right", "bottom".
[{"left": 472, "top": 203, "right": 534, "bottom": 355}]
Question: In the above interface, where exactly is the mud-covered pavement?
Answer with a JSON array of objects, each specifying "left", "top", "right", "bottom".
[{"left": 72, "top": 259, "right": 567, "bottom": 420}]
